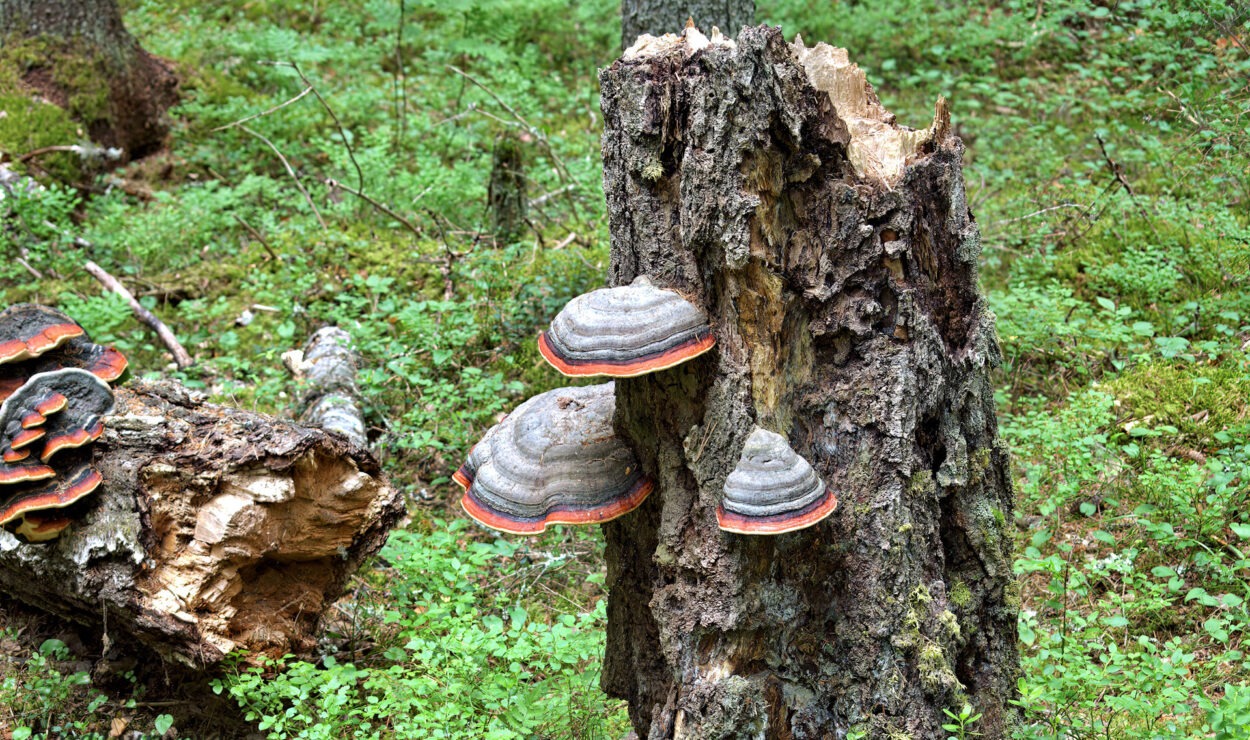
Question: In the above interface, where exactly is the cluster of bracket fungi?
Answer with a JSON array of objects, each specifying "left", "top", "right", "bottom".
[
  {"left": 455, "top": 277, "right": 839, "bottom": 536},
  {"left": 0, "top": 304, "right": 126, "bottom": 542}
]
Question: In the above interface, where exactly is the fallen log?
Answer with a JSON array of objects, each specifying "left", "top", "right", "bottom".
[{"left": 0, "top": 379, "right": 402, "bottom": 668}]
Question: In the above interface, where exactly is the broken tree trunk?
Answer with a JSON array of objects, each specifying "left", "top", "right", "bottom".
[
  {"left": 0, "top": 380, "right": 402, "bottom": 668},
  {"left": 293, "top": 326, "right": 369, "bottom": 449},
  {"left": 599, "top": 26, "right": 1018, "bottom": 739}
]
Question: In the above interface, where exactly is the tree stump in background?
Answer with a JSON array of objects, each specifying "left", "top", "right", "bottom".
[
  {"left": 0, "top": 0, "right": 178, "bottom": 162},
  {"left": 0, "top": 380, "right": 402, "bottom": 668},
  {"left": 599, "top": 26, "right": 1018, "bottom": 738},
  {"left": 488, "top": 133, "right": 528, "bottom": 247}
]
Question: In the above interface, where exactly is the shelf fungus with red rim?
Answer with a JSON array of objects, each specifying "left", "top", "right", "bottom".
[
  {"left": 0, "top": 462, "right": 103, "bottom": 542},
  {"left": 0, "top": 303, "right": 128, "bottom": 543},
  {"left": 459, "top": 382, "right": 653, "bottom": 535},
  {"left": 0, "top": 304, "right": 87, "bottom": 365},
  {"left": 717, "top": 427, "right": 839, "bottom": 535},
  {"left": 537, "top": 276, "right": 715, "bottom": 378}
]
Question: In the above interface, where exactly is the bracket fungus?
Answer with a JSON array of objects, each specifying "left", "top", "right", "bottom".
[
  {"left": 538, "top": 277, "right": 715, "bottom": 378},
  {"left": 459, "top": 383, "right": 653, "bottom": 535},
  {"left": 0, "top": 304, "right": 126, "bottom": 542},
  {"left": 717, "top": 427, "right": 838, "bottom": 535},
  {"left": 0, "top": 304, "right": 86, "bottom": 365}
]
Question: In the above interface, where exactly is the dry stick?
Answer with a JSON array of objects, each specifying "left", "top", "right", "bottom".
[
  {"left": 232, "top": 214, "right": 278, "bottom": 261},
  {"left": 268, "top": 61, "right": 366, "bottom": 204},
  {"left": 209, "top": 86, "right": 313, "bottom": 132},
  {"left": 15, "top": 145, "right": 79, "bottom": 163},
  {"left": 83, "top": 260, "right": 194, "bottom": 369},
  {"left": 239, "top": 125, "right": 328, "bottom": 231},
  {"left": 325, "top": 178, "right": 422, "bottom": 239},
  {"left": 393, "top": 0, "right": 408, "bottom": 150},
  {"left": 1095, "top": 133, "right": 1156, "bottom": 233}
]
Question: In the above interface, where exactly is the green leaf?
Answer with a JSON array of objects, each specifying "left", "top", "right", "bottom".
[{"left": 154, "top": 714, "right": 175, "bottom": 735}]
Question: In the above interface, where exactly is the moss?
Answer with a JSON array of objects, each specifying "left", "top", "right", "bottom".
[
  {"left": 938, "top": 610, "right": 961, "bottom": 639},
  {"left": 918, "top": 640, "right": 963, "bottom": 697},
  {"left": 910, "top": 583, "right": 932, "bottom": 606},
  {"left": 896, "top": 522, "right": 913, "bottom": 534},
  {"left": 641, "top": 160, "right": 664, "bottom": 182},
  {"left": 949, "top": 580, "right": 972, "bottom": 608},
  {"left": 0, "top": 34, "right": 114, "bottom": 123},
  {"left": 0, "top": 94, "right": 84, "bottom": 182},
  {"left": 1105, "top": 361, "right": 1250, "bottom": 447}
]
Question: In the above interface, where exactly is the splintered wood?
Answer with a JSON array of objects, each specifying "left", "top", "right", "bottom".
[{"left": 0, "top": 380, "right": 402, "bottom": 668}]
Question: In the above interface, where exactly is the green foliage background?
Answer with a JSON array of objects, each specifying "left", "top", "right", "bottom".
[{"left": 1, "top": 0, "right": 1248, "bottom": 737}]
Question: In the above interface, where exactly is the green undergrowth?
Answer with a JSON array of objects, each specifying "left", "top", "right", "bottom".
[
  {"left": 212, "top": 521, "right": 628, "bottom": 739},
  {"left": 0, "top": 0, "right": 1248, "bottom": 737}
]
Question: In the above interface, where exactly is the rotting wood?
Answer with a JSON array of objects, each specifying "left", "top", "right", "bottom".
[
  {"left": 0, "top": 379, "right": 402, "bottom": 668},
  {"left": 599, "top": 25, "right": 1018, "bottom": 739},
  {"left": 287, "top": 326, "right": 368, "bottom": 449}
]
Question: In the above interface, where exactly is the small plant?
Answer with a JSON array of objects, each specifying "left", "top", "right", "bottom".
[{"left": 941, "top": 703, "right": 982, "bottom": 740}]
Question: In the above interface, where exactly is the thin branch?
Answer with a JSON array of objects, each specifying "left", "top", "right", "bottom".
[
  {"left": 239, "top": 125, "right": 328, "bottom": 231},
  {"left": 83, "top": 261, "right": 194, "bottom": 369},
  {"left": 209, "top": 86, "right": 314, "bottom": 132},
  {"left": 15, "top": 145, "right": 79, "bottom": 163},
  {"left": 992, "top": 203, "right": 1082, "bottom": 227},
  {"left": 393, "top": 0, "right": 408, "bottom": 150},
  {"left": 265, "top": 61, "right": 366, "bottom": 205},
  {"left": 232, "top": 214, "right": 278, "bottom": 261},
  {"left": 1095, "top": 133, "right": 1156, "bottom": 232},
  {"left": 325, "top": 178, "right": 422, "bottom": 239}
]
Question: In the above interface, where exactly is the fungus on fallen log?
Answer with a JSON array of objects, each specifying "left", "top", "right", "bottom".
[
  {"left": 0, "top": 304, "right": 86, "bottom": 364},
  {"left": 538, "top": 277, "right": 715, "bottom": 378},
  {"left": 0, "top": 461, "right": 102, "bottom": 542},
  {"left": 0, "top": 380, "right": 403, "bottom": 667},
  {"left": 716, "top": 426, "right": 837, "bottom": 535},
  {"left": 459, "top": 383, "right": 653, "bottom": 535}
]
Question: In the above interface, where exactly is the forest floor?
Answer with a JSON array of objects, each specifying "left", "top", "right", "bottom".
[{"left": 1, "top": 1, "right": 1248, "bottom": 738}]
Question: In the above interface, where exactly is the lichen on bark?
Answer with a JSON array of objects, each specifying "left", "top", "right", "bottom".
[{"left": 598, "top": 25, "right": 1018, "bottom": 739}]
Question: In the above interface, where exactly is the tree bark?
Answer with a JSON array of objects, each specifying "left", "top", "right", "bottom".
[
  {"left": 621, "top": 0, "right": 753, "bottom": 51},
  {"left": 0, "top": 380, "right": 402, "bottom": 668},
  {"left": 294, "top": 326, "right": 368, "bottom": 449},
  {"left": 0, "top": 0, "right": 177, "bottom": 161},
  {"left": 599, "top": 27, "right": 1018, "bottom": 739}
]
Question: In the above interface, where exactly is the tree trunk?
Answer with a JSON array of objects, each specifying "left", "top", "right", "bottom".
[
  {"left": 621, "top": 0, "right": 753, "bottom": 51},
  {"left": 599, "top": 27, "right": 1018, "bottom": 739},
  {"left": 0, "top": 380, "right": 402, "bottom": 668},
  {"left": 0, "top": 0, "right": 177, "bottom": 161}
]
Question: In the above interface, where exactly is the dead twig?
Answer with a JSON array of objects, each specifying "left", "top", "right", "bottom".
[
  {"left": 326, "top": 178, "right": 422, "bottom": 240},
  {"left": 269, "top": 61, "right": 367, "bottom": 205},
  {"left": 232, "top": 214, "right": 278, "bottom": 261},
  {"left": 210, "top": 86, "right": 314, "bottom": 132},
  {"left": 239, "top": 125, "right": 328, "bottom": 231},
  {"left": 1095, "top": 133, "right": 1156, "bottom": 232},
  {"left": 83, "top": 260, "right": 194, "bottom": 369}
]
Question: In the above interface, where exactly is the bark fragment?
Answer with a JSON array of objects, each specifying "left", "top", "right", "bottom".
[{"left": 599, "top": 26, "right": 1017, "bottom": 739}]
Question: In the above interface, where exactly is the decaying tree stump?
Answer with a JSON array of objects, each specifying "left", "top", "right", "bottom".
[
  {"left": 599, "top": 27, "right": 1018, "bottom": 738},
  {"left": 0, "top": 380, "right": 401, "bottom": 668}
]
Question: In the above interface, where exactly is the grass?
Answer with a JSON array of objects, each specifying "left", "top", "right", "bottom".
[{"left": 1, "top": 0, "right": 1248, "bottom": 737}]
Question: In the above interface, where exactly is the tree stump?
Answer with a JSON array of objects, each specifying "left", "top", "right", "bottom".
[
  {"left": 0, "top": 380, "right": 402, "bottom": 668},
  {"left": 599, "top": 26, "right": 1018, "bottom": 738}
]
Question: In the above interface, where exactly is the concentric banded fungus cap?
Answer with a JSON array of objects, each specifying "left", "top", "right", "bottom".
[
  {"left": 0, "top": 304, "right": 86, "bottom": 364},
  {"left": 717, "top": 427, "right": 838, "bottom": 535},
  {"left": 0, "top": 369, "right": 114, "bottom": 464},
  {"left": 461, "top": 382, "right": 653, "bottom": 535},
  {"left": 453, "top": 421, "right": 502, "bottom": 491},
  {"left": 0, "top": 331, "right": 128, "bottom": 404},
  {"left": 0, "top": 462, "right": 102, "bottom": 540},
  {"left": 538, "top": 276, "right": 714, "bottom": 377}
]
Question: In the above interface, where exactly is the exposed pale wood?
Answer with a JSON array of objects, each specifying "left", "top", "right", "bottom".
[
  {"left": 0, "top": 380, "right": 402, "bottom": 668},
  {"left": 599, "top": 26, "right": 1018, "bottom": 739}
]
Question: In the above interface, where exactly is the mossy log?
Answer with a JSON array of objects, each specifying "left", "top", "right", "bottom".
[
  {"left": 599, "top": 26, "right": 1018, "bottom": 738},
  {"left": 0, "top": 380, "right": 402, "bottom": 668}
]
